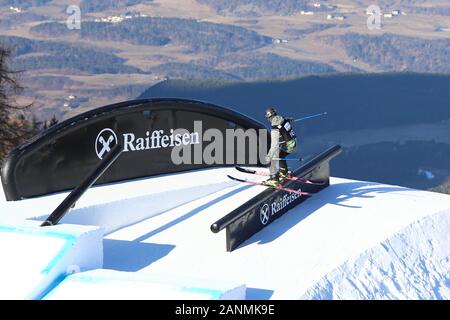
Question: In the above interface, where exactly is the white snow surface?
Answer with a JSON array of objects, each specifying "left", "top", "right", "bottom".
[
  {"left": 0, "top": 168, "right": 236, "bottom": 233},
  {"left": 0, "top": 222, "right": 102, "bottom": 299},
  {"left": 1, "top": 167, "right": 449, "bottom": 299},
  {"left": 44, "top": 269, "right": 246, "bottom": 300},
  {"left": 301, "top": 209, "right": 450, "bottom": 299}
]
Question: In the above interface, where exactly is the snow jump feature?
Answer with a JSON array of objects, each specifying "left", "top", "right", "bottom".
[{"left": 211, "top": 144, "right": 342, "bottom": 251}]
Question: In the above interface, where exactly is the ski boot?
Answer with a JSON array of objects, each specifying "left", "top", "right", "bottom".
[
  {"left": 277, "top": 169, "right": 292, "bottom": 183},
  {"left": 262, "top": 176, "right": 280, "bottom": 188}
]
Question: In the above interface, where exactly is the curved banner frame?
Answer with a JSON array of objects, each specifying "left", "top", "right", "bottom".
[{"left": 1, "top": 99, "right": 268, "bottom": 201}]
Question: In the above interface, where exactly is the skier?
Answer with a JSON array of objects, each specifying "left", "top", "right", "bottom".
[{"left": 262, "top": 107, "right": 297, "bottom": 187}]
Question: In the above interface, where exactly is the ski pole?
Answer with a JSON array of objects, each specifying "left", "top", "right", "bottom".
[
  {"left": 293, "top": 112, "right": 327, "bottom": 122},
  {"left": 272, "top": 157, "right": 304, "bottom": 161}
]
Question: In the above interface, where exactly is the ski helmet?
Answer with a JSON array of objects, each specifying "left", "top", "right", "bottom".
[{"left": 265, "top": 107, "right": 277, "bottom": 119}]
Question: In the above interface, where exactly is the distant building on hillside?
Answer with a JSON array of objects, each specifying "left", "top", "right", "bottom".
[
  {"left": 273, "top": 39, "right": 289, "bottom": 44},
  {"left": 435, "top": 26, "right": 450, "bottom": 32},
  {"left": 9, "top": 6, "right": 22, "bottom": 13},
  {"left": 328, "top": 14, "right": 345, "bottom": 21}
]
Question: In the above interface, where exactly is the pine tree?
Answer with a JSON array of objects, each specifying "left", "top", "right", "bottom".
[
  {"left": 0, "top": 47, "right": 33, "bottom": 163},
  {"left": 31, "top": 115, "right": 43, "bottom": 133},
  {"left": 49, "top": 114, "right": 58, "bottom": 127}
]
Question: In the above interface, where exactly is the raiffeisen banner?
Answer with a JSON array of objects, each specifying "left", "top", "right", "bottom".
[{"left": 1, "top": 99, "right": 269, "bottom": 201}]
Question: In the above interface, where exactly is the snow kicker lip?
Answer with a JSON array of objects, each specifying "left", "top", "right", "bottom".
[{"left": 211, "top": 144, "right": 342, "bottom": 252}]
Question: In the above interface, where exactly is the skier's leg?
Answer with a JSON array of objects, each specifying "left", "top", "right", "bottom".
[
  {"left": 279, "top": 150, "right": 289, "bottom": 174},
  {"left": 276, "top": 150, "right": 291, "bottom": 182},
  {"left": 269, "top": 157, "right": 278, "bottom": 179}
]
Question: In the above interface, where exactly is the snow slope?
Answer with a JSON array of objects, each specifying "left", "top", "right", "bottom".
[
  {"left": 302, "top": 210, "right": 450, "bottom": 299},
  {"left": 100, "top": 176, "right": 450, "bottom": 299},
  {"left": 1, "top": 168, "right": 449, "bottom": 299}
]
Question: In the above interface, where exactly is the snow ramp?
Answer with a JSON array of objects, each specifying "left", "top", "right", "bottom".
[
  {"left": 0, "top": 223, "right": 102, "bottom": 299},
  {"left": 95, "top": 177, "right": 450, "bottom": 300},
  {"left": 302, "top": 209, "right": 450, "bottom": 299}
]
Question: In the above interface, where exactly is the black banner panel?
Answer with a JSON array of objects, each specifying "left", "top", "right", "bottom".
[{"left": 1, "top": 99, "right": 268, "bottom": 201}]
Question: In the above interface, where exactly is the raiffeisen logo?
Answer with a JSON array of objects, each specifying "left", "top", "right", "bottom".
[
  {"left": 95, "top": 128, "right": 118, "bottom": 159},
  {"left": 122, "top": 129, "right": 200, "bottom": 152},
  {"left": 259, "top": 191, "right": 301, "bottom": 225},
  {"left": 95, "top": 121, "right": 270, "bottom": 164},
  {"left": 95, "top": 128, "right": 200, "bottom": 159},
  {"left": 271, "top": 192, "right": 301, "bottom": 215},
  {"left": 260, "top": 203, "right": 270, "bottom": 225}
]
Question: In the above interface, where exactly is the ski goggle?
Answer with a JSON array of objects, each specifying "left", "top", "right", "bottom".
[{"left": 265, "top": 110, "right": 276, "bottom": 118}]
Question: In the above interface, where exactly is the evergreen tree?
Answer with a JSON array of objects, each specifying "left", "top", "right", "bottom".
[
  {"left": 0, "top": 47, "right": 33, "bottom": 163},
  {"left": 48, "top": 114, "right": 58, "bottom": 127}
]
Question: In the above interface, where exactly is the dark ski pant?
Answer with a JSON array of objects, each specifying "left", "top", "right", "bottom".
[{"left": 270, "top": 150, "right": 289, "bottom": 178}]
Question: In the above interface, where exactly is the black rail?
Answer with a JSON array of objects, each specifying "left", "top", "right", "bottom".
[
  {"left": 211, "top": 144, "right": 342, "bottom": 251},
  {"left": 41, "top": 144, "right": 123, "bottom": 227},
  {"left": 211, "top": 144, "right": 342, "bottom": 233}
]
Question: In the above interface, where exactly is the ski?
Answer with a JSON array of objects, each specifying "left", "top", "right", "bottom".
[
  {"left": 234, "top": 166, "right": 325, "bottom": 185},
  {"left": 227, "top": 175, "right": 311, "bottom": 196}
]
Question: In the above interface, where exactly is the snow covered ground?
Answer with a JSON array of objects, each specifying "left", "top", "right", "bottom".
[
  {"left": 0, "top": 223, "right": 102, "bottom": 299},
  {"left": 302, "top": 210, "right": 450, "bottom": 299},
  {"left": 0, "top": 167, "right": 449, "bottom": 299}
]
